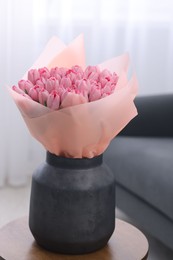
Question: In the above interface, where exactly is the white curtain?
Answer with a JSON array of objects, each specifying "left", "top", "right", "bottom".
[{"left": 0, "top": 0, "right": 173, "bottom": 186}]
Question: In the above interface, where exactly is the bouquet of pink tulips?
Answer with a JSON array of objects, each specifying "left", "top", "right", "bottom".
[
  {"left": 10, "top": 35, "right": 138, "bottom": 158},
  {"left": 12, "top": 65, "right": 119, "bottom": 110}
]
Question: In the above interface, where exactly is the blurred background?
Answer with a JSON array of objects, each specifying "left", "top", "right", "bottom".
[{"left": 0, "top": 0, "right": 173, "bottom": 258}]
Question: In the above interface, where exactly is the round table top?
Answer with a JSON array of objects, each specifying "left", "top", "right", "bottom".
[{"left": 0, "top": 217, "right": 148, "bottom": 260}]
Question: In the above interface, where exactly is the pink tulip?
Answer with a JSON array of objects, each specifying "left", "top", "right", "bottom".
[
  {"left": 47, "top": 90, "right": 60, "bottom": 110},
  {"left": 71, "top": 65, "right": 83, "bottom": 75},
  {"left": 36, "top": 79, "right": 46, "bottom": 88},
  {"left": 99, "top": 78, "right": 108, "bottom": 88},
  {"left": 102, "top": 81, "right": 112, "bottom": 94},
  {"left": 12, "top": 85, "right": 25, "bottom": 94},
  {"left": 46, "top": 77, "right": 60, "bottom": 93},
  {"left": 61, "top": 91, "right": 87, "bottom": 109},
  {"left": 15, "top": 66, "right": 118, "bottom": 110},
  {"left": 12, "top": 86, "right": 31, "bottom": 99},
  {"left": 110, "top": 83, "right": 117, "bottom": 93},
  {"left": 50, "top": 67, "right": 67, "bottom": 78},
  {"left": 38, "top": 67, "right": 50, "bottom": 80},
  {"left": 59, "top": 67, "right": 68, "bottom": 77},
  {"left": 100, "top": 70, "right": 118, "bottom": 89},
  {"left": 60, "top": 77, "right": 72, "bottom": 89},
  {"left": 28, "top": 85, "right": 42, "bottom": 101},
  {"left": 75, "top": 79, "right": 90, "bottom": 100},
  {"left": 99, "top": 69, "right": 112, "bottom": 88},
  {"left": 18, "top": 80, "right": 34, "bottom": 94},
  {"left": 50, "top": 67, "right": 62, "bottom": 81},
  {"left": 89, "top": 84, "right": 102, "bottom": 102},
  {"left": 50, "top": 67, "right": 58, "bottom": 77},
  {"left": 88, "top": 72, "right": 99, "bottom": 81},
  {"left": 38, "top": 88, "right": 49, "bottom": 106},
  {"left": 99, "top": 69, "right": 112, "bottom": 80},
  {"left": 68, "top": 66, "right": 84, "bottom": 81},
  {"left": 28, "top": 69, "right": 40, "bottom": 84},
  {"left": 66, "top": 70, "right": 77, "bottom": 84},
  {"left": 84, "top": 66, "right": 100, "bottom": 80},
  {"left": 109, "top": 73, "right": 119, "bottom": 93},
  {"left": 111, "top": 72, "right": 119, "bottom": 85}
]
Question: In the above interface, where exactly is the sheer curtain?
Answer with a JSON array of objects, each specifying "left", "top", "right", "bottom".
[{"left": 0, "top": 0, "right": 173, "bottom": 186}]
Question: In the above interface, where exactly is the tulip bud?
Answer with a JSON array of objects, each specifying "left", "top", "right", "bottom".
[
  {"left": 99, "top": 69, "right": 112, "bottom": 80},
  {"left": 89, "top": 84, "right": 102, "bottom": 102},
  {"left": 38, "top": 67, "right": 50, "bottom": 80},
  {"left": 102, "top": 81, "right": 112, "bottom": 94},
  {"left": 76, "top": 79, "right": 90, "bottom": 100},
  {"left": 61, "top": 91, "right": 87, "bottom": 109},
  {"left": 46, "top": 77, "right": 59, "bottom": 93},
  {"left": 60, "top": 77, "right": 72, "bottom": 89},
  {"left": 71, "top": 65, "right": 84, "bottom": 77},
  {"left": 28, "top": 69, "right": 40, "bottom": 84},
  {"left": 38, "top": 89, "right": 49, "bottom": 106},
  {"left": 12, "top": 85, "right": 25, "bottom": 94},
  {"left": 47, "top": 90, "right": 60, "bottom": 110},
  {"left": 84, "top": 66, "right": 100, "bottom": 80},
  {"left": 28, "top": 85, "right": 42, "bottom": 101},
  {"left": 18, "top": 80, "right": 34, "bottom": 94},
  {"left": 50, "top": 67, "right": 62, "bottom": 81},
  {"left": 36, "top": 79, "right": 45, "bottom": 88},
  {"left": 112, "top": 72, "right": 119, "bottom": 84},
  {"left": 12, "top": 85, "right": 31, "bottom": 99}
]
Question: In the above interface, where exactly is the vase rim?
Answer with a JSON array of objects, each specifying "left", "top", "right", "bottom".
[{"left": 46, "top": 152, "right": 103, "bottom": 169}]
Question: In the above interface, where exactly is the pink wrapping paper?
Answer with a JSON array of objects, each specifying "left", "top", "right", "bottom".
[{"left": 10, "top": 35, "right": 138, "bottom": 158}]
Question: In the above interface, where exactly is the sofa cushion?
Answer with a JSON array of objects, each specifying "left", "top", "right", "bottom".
[{"left": 104, "top": 136, "right": 173, "bottom": 221}]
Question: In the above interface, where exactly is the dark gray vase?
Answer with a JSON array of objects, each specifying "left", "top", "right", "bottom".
[{"left": 29, "top": 152, "right": 116, "bottom": 254}]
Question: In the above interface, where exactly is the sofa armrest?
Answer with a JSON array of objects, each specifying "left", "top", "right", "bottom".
[{"left": 120, "top": 94, "right": 173, "bottom": 137}]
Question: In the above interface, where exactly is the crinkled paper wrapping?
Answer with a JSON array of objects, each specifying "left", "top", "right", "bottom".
[{"left": 10, "top": 35, "right": 138, "bottom": 158}]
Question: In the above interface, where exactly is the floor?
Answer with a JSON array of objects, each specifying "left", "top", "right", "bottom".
[{"left": 0, "top": 181, "right": 173, "bottom": 260}]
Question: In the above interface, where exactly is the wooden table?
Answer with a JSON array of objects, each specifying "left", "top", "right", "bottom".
[{"left": 0, "top": 217, "right": 149, "bottom": 260}]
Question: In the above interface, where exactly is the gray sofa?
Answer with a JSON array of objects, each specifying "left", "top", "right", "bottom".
[{"left": 104, "top": 94, "right": 173, "bottom": 250}]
